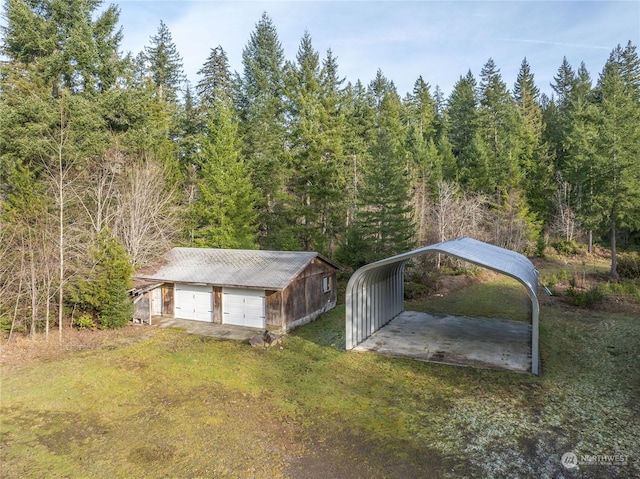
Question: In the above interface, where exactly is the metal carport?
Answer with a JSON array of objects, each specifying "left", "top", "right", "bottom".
[{"left": 345, "top": 238, "right": 540, "bottom": 375}]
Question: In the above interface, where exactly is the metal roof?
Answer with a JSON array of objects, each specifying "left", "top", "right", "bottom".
[
  {"left": 136, "top": 248, "right": 336, "bottom": 291},
  {"left": 345, "top": 238, "right": 540, "bottom": 374}
]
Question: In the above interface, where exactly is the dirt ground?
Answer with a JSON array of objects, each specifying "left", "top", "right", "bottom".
[{"left": 0, "top": 324, "right": 153, "bottom": 373}]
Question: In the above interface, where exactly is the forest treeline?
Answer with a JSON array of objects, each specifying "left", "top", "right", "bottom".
[{"left": 1, "top": 1, "right": 639, "bottom": 335}]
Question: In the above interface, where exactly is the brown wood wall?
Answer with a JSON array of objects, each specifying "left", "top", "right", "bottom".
[
  {"left": 151, "top": 258, "right": 336, "bottom": 328},
  {"left": 278, "top": 258, "right": 337, "bottom": 328},
  {"left": 161, "top": 284, "right": 174, "bottom": 316},
  {"left": 212, "top": 286, "right": 222, "bottom": 323}
]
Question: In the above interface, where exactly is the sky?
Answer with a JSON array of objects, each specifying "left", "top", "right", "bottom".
[{"left": 114, "top": 0, "right": 640, "bottom": 98}]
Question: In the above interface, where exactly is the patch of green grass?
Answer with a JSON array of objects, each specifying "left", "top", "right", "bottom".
[
  {"left": 291, "top": 304, "right": 345, "bottom": 349},
  {"left": 408, "top": 275, "right": 531, "bottom": 321},
  {"left": 2, "top": 267, "right": 639, "bottom": 478}
]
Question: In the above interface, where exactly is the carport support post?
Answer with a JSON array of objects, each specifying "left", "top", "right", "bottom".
[{"left": 531, "top": 304, "right": 540, "bottom": 375}]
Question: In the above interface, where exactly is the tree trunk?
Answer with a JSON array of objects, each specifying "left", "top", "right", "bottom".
[
  {"left": 58, "top": 112, "right": 65, "bottom": 343},
  {"left": 610, "top": 217, "right": 619, "bottom": 280}
]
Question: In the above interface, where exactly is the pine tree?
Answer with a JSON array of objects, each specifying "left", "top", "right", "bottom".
[
  {"left": 192, "top": 101, "right": 259, "bottom": 249},
  {"left": 513, "top": 58, "right": 554, "bottom": 221},
  {"left": 478, "top": 58, "right": 523, "bottom": 194},
  {"left": 357, "top": 81, "right": 414, "bottom": 263},
  {"left": 341, "top": 80, "right": 375, "bottom": 236},
  {"left": 142, "top": 20, "right": 185, "bottom": 102},
  {"left": 283, "top": 33, "right": 346, "bottom": 254},
  {"left": 445, "top": 70, "right": 479, "bottom": 185},
  {"left": 237, "top": 12, "right": 287, "bottom": 247},
  {"left": 593, "top": 47, "right": 640, "bottom": 278},
  {"left": 405, "top": 76, "right": 438, "bottom": 141},
  {"left": 67, "top": 230, "right": 134, "bottom": 329},
  {"left": 513, "top": 58, "right": 540, "bottom": 109},
  {"left": 196, "top": 45, "right": 234, "bottom": 109},
  {"left": 549, "top": 57, "right": 577, "bottom": 170},
  {"left": 2, "top": 0, "right": 125, "bottom": 94},
  {"left": 563, "top": 63, "right": 597, "bottom": 247},
  {"left": 404, "top": 77, "right": 443, "bottom": 244}
]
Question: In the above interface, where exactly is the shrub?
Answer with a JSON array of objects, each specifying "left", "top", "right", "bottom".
[
  {"left": 404, "top": 281, "right": 427, "bottom": 300},
  {"left": 0, "top": 315, "right": 13, "bottom": 333},
  {"left": 67, "top": 230, "right": 134, "bottom": 329},
  {"left": 602, "top": 280, "right": 640, "bottom": 302},
  {"left": 617, "top": 252, "right": 640, "bottom": 279},
  {"left": 73, "top": 314, "right": 97, "bottom": 330},
  {"left": 566, "top": 284, "right": 605, "bottom": 308},
  {"left": 552, "top": 240, "right": 585, "bottom": 256}
]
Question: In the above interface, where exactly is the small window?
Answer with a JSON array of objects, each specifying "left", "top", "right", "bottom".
[{"left": 322, "top": 276, "right": 331, "bottom": 293}]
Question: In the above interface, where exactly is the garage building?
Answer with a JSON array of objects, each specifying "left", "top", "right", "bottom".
[{"left": 135, "top": 248, "right": 339, "bottom": 331}]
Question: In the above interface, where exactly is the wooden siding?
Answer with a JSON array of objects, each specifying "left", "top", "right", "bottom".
[
  {"left": 212, "top": 286, "right": 223, "bottom": 324},
  {"left": 148, "top": 257, "right": 337, "bottom": 330},
  {"left": 278, "top": 258, "right": 337, "bottom": 328},
  {"left": 161, "top": 284, "right": 174, "bottom": 316},
  {"left": 265, "top": 290, "right": 282, "bottom": 328}
]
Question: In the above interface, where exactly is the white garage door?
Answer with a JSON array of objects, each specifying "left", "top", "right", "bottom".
[
  {"left": 175, "top": 284, "right": 213, "bottom": 322},
  {"left": 223, "top": 288, "right": 265, "bottom": 328}
]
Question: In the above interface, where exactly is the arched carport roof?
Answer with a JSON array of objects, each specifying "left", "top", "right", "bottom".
[{"left": 345, "top": 238, "right": 540, "bottom": 374}]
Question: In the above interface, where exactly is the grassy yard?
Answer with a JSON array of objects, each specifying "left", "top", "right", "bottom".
[{"left": 1, "top": 259, "right": 639, "bottom": 478}]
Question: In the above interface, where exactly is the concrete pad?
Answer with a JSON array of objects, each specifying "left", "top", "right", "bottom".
[
  {"left": 155, "top": 318, "right": 262, "bottom": 341},
  {"left": 353, "top": 311, "right": 532, "bottom": 373}
]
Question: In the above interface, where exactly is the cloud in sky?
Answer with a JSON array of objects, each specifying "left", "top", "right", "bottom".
[{"left": 116, "top": 1, "right": 640, "bottom": 97}]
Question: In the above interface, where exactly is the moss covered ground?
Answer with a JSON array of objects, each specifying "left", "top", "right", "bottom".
[{"left": 2, "top": 260, "right": 639, "bottom": 478}]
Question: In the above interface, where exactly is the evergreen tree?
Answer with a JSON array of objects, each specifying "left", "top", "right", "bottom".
[
  {"left": 619, "top": 41, "right": 640, "bottom": 93},
  {"left": 404, "top": 76, "right": 438, "bottom": 141},
  {"left": 404, "top": 77, "right": 443, "bottom": 244},
  {"left": 357, "top": 82, "right": 414, "bottom": 263},
  {"left": 592, "top": 47, "right": 640, "bottom": 278},
  {"left": 341, "top": 80, "right": 375, "bottom": 232},
  {"left": 552, "top": 57, "right": 578, "bottom": 108},
  {"left": 283, "top": 33, "right": 347, "bottom": 254},
  {"left": 514, "top": 58, "right": 540, "bottom": 114},
  {"left": 237, "top": 12, "right": 287, "bottom": 247},
  {"left": 513, "top": 58, "right": 554, "bottom": 220},
  {"left": 563, "top": 63, "right": 596, "bottom": 244},
  {"left": 549, "top": 57, "right": 577, "bottom": 170},
  {"left": 478, "top": 58, "right": 522, "bottom": 193},
  {"left": 176, "top": 83, "right": 202, "bottom": 197},
  {"left": 67, "top": 230, "right": 134, "bottom": 329},
  {"left": 369, "top": 69, "right": 396, "bottom": 107},
  {"left": 142, "top": 20, "right": 185, "bottom": 102},
  {"left": 196, "top": 45, "right": 234, "bottom": 109},
  {"left": 192, "top": 101, "right": 258, "bottom": 249},
  {"left": 445, "top": 70, "right": 479, "bottom": 185},
  {"left": 2, "top": 0, "right": 124, "bottom": 94},
  {"left": 477, "top": 58, "right": 540, "bottom": 248}
]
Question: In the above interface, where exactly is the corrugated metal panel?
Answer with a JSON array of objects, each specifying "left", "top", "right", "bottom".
[
  {"left": 345, "top": 238, "right": 540, "bottom": 375},
  {"left": 136, "top": 248, "right": 324, "bottom": 291}
]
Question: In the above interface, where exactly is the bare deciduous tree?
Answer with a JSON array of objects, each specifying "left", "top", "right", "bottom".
[
  {"left": 113, "top": 157, "right": 181, "bottom": 266},
  {"left": 75, "top": 148, "right": 123, "bottom": 240},
  {"left": 430, "top": 181, "right": 487, "bottom": 268},
  {"left": 550, "top": 173, "right": 583, "bottom": 243}
]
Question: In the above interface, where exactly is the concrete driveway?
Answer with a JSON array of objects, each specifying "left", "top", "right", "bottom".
[
  {"left": 352, "top": 311, "right": 532, "bottom": 373},
  {"left": 155, "top": 318, "right": 262, "bottom": 341}
]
